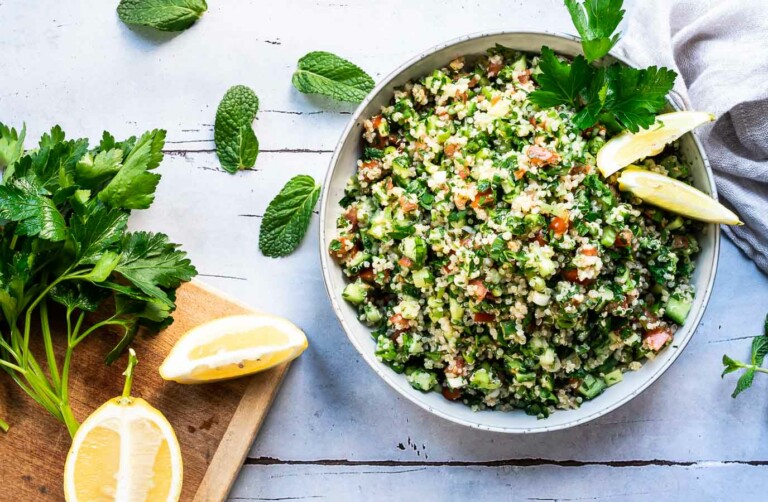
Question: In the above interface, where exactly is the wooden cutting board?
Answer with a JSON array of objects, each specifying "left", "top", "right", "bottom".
[{"left": 0, "top": 280, "right": 291, "bottom": 501}]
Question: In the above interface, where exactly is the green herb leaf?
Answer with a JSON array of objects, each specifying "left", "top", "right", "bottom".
[
  {"left": 600, "top": 65, "right": 677, "bottom": 133},
  {"left": 292, "top": 51, "right": 375, "bottom": 103},
  {"left": 564, "top": 0, "right": 625, "bottom": 62},
  {"left": 117, "top": 0, "right": 207, "bottom": 32},
  {"left": 99, "top": 129, "right": 165, "bottom": 209},
  {"left": 114, "top": 231, "right": 197, "bottom": 306},
  {"left": 0, "top": 122, "right": 26, "bottom": 171},
  {"left": 214, "top": 85, "right": 260, "bottom": 173},
  {"left": 71, "top": 202, "right": 129, "bottom": 262},
  {"left": 721, "top": 354, "right": 742, "bottom": 377},
  {"left": 0, "top": 177, "right": 67, "bottom": 241},
  {"left": 732, "top": 369, "right": 755, "bottom": 398},
  {"left": 259, "top": 175, "right": 321, "bottom": 258},
  {"left": 75, "top": 148, "right": 124, "bottom": 188},
  {"left": 530, "top": 47, "right": 593, "bottom": 109}
]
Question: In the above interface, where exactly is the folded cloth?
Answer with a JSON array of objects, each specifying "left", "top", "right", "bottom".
[{"left": 616, "top": 0, "right": 768, "bottom": 273}]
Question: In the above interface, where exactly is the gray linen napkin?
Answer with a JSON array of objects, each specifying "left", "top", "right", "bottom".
[{"left": 616, "top": 0, "right": 768, "bottom": 273}]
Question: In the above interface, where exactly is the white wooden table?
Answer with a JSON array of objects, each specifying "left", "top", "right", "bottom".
[{"left": 2, "top": 1, "right": 767, "bottom": 500}]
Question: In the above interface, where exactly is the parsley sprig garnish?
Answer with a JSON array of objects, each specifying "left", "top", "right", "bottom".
[
  {"left": 722, "top": 315, "right": 768, "bottom": 398},
  {"left": 0, "top": 124, "right": 196, "bottom": 435},
  {"left": 530, "top": 0, "right": 678, "bottom": 133}
]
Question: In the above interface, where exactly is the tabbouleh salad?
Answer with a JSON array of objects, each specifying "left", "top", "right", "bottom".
[{"left": 328, "top": 47, "right": 699, "bottom": 418}]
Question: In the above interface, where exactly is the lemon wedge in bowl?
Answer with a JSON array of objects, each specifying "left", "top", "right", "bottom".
[
  {"left": 597, "top": 111, "right": 715, "bottom": 177},
  {"left": 64, "top": 350, "right": 183, "bottom": 502},
  {"left": 617, "top": 168, "right": 742, "bottom": 225},
  {"left": 159, "top": 314, "right": 308, "bottom": 384}
]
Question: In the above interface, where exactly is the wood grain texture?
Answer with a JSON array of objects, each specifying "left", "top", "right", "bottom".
[{"left": 0, "top": 281, "right": 290, "bottom": 502}]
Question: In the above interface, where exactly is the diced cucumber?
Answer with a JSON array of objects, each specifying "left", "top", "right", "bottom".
[
  {"left": 362, "top": 303, "right": 383, "bottom": 326},
  {"left": 406, "top": 369, "right": 437, "bottom": 392},
  {"left": 511, "top": 54, "right": 528, "bottom": 72},
  {"left": 412, "top": 268, "right": 434, "bottom": 289},
  {"left": 601, "top": 226, "right": 617, "bottom": 247},
  {"left": 342, "top": 282, "right": 369, "bottom": 305},
  {"left": 665, "top": 295, "right": 692, "bottom": 325},
  {"left": 346, "top": 251, "right": 370, "bottom": 274},
  {"left": 400, "top": 236, "right": 427, "bottom": 267},
  {"left": 469, "top": 367, "right": 502, "bottom": 390},
  {"left": 604, "top": 369, "right": 623, "bottom": 387},
  {"left": 449, "top": 297, "right": 464, "bottom": 322},
  {"left": 578, "top": 374, "right": 607, "bottom": 399}
]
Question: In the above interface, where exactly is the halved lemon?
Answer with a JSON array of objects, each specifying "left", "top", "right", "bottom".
[
  {"left": 617, "top": 168, "right": 742, "bottom": 225},
  {"left": 64, "top": 350, "right": 183, "bottom": 502},
  {"left": 597, "top": 111, "right": 715, "bottom": 177},
  {"left": 159, "top": 314, "right": 308, "bottom": 384}
]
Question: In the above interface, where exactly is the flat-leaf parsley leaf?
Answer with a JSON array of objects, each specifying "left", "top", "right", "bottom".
[
  {"left": 117, "top": 0, "right": 208, "bottom": 32},
  {"left": 214, "top": 85, "right": 260, "bottom": 173},
  {"left": 565, "top": 0, "right": 625, "bottom": 62},
  {"left": 259, "top": 175, "right": 321, "bottom": 258},
  {"left": 292, "top": 51, "right": 375, "bottom": 103}
]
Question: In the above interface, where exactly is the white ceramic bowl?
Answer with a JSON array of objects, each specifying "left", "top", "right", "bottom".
[{"left": 319, "top": 31, "right": 720, "bottom": 433}]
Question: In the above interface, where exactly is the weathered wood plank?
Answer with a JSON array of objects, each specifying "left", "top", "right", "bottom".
[{"left": 228, "top": 463, "right": 768, "bottom": 501}]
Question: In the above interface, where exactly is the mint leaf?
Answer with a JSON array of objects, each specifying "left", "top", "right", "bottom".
[
  {"left": 732, "top": 369, "right": 755, "bottom": 398},
  {"left": 565, "top": 0, "right": 625, "bottom": 62},
  {"left": 114, "top": 231, "right": 197, "bottom": 306},
  {"left": 530, "top": 47, "right": 593, "bottom": 109},
  {"left": 0, "top": 122, "right": 25, "bottom": 171},
  {"left": 723, "top": 314, "right": 768, "bottom": 399},
  {"left": 214, "top": 85, "right": 260, "bottom": 173},
  {"left": 259, "top": 175, "right": 321, "bottom": 258},
  {"left": 0, "top": 177, "right": 66, "bottom": 241},
  {"left": 99, "top": 129, "right": 165, "bottom": 209},
  {"left": 117, "top": 0, "right": 207, "bottom": 32},
  {"left": 292, "top": 51, "right": 375, "bottom": 103}
]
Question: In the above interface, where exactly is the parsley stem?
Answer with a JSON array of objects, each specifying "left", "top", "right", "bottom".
[
  {"left": 0, "top": 359, "right": 26, "bottom": 373},
  {"left": 20, "top": 273, "right": 70, "bottom": 368},
  {"left": 0, "top": 417, "right": 8, "bottom": 433},
  {"left": 122, "top": 349, "right": 138, "bottom": 399},
  {"left": 60, "top": 343, "right": 78, "bottom": 437},
  {"left": 39, "top": 301, "right": 61, "bottom": 393},
  {"left": 71, "top": 317, "right": 121, "bottom": 348}
]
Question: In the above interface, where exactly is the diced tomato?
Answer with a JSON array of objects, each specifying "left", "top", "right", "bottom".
[
  {"left": 386, "top": 178, "right": 394, "bottom": 191},
  {"left": 345, "top": 207, "right": 358, "bottom": 227},
  {"left": 526, "top": 145, "right": 560, "bottom": 167},
  {"left": 389, "top": 314, "right": 410, "bottom": 331},
  {"left": 458, "top": 167, "right": 470, "bottom": 179},
  {"left": 455, "top": 90, "right": 468, "bottom": 103},
  {"left": 514, "top": 168, "right": 527, "bottom": 180},
  {"left": 487, "top": 61, "right": 503, "bottom": 77},
  {"left": 360, "top": 160, "right": 380, "bottom": 171},
  {"left": 643, "top": 327, "right": 673, "bottom": 351},
  {"left": 444, "top": 143, "right": 459, "bottom": 157},
  {"left": 473, "top": 312, "right": 495, "bottom": 323},
  {"left": 329, "top": 237, "right": 353, "bottom": 261},
  {"left": 615, "top": 229, "right": 634, "bottom": 248},
  {"left": 581, "top": 246, "right": 598, "bottom": 256},
  {"left": 358, "top": 268, "right": 376, "bottom": 283},
  {"left": 549, "top": 216, "right": 569, "bottom": 236},
  {"left": 672, "top": 235, "right": 689, "bottom": 249},
  {"left": 398, "top": 197, "right": 418, "bottom": 213},
  {"left": 490, "top": 95, "right": 501, "bottom": 105},
  {"left": 471, "top": 189, "right": 494, "bottom": 209},
  {"left": 562, "top": 268, "right": 580, "bottom": 283},
  {"left": 518, "top": 70, "right": 531, "bottom": 84},
  {"left": 371, "top": 115, "right": 383, "bottom": 129},
  {"left": 398, "top": 256, "right": 413, "bottom": 268},
  {"left": 468, "top": 75, "right": 480, "bottom": 87},
  {"left": 469, "top": 279, "right": 488, "bottom": 301},
  {"left": 533, "top": 230, "right": 547, "bottom": 247},
  {"left": 442, "top": 387, "right": 462, "bottom": 401}
]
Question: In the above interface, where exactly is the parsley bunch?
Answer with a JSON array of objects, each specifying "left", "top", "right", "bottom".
[
  {"left": 530, "top": 0, "right": 678, "bottom": 133},
  {"left": 0, "top": 123, "right": 196, "bottom": 435}
]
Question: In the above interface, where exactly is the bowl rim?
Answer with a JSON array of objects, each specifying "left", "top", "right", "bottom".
[{"left": 319, "top": 29, "right": 721, "bottom": 433}]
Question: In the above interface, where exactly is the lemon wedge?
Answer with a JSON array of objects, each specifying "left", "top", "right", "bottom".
[
  {"left": 159, "top": 314, "right": 308, "bottom": 384},
  {"left": 64, "top": 350, "right": 183, "bottom": 502},
  {"left": 617, "top": 168, "right": 742, "bottom": 225},
  {"left": 597, "top": 111, "right": 715, "bottom": 177}
]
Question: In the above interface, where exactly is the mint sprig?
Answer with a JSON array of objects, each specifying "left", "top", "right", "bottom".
[
  {"left": 722, "top": 314, "right": 768, "bottom": 398},
  {"left": 292, "top": 51, "right": 375, "bottom": 103},
  {"left": 117, "top": 0, "right": 208, "bottom": 32},
  {"left": 259, "top": 175, "right": 321, "bottom": 258},
  {"left": 214, "top": 85, "right": 260, "bottom": 174}
]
